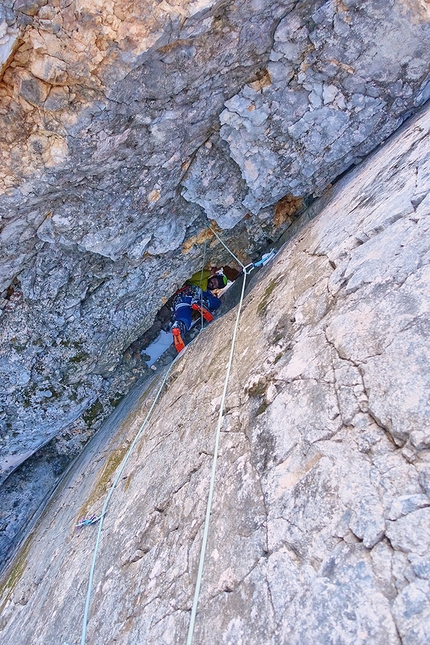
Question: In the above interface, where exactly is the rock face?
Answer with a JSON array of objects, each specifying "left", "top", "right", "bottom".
[
  {"left": 1, "top": 101, "right": 429, "bottom": 644},
  {"left": 1, "top": 0, "right": 429, "bottom": 470},
  {"left": 0, "top": 0, "right": 429, "bottom": 574}
]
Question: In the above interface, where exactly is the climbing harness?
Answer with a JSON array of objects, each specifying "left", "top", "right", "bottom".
[{"left": 171, "top": 284, "right": 214, "bottom": 353}]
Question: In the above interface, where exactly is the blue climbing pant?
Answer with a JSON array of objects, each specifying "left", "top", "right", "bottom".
[{"left": 174, "top": 290, "right": 221, "bottom": 331}]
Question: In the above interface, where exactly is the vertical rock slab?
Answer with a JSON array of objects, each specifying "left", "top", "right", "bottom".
[{"left": 1, "top": 100, "right": 429, "bottom": 644}]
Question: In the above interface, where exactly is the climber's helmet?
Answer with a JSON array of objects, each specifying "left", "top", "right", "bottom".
[{"left": 208, "top": 274, "right": 228, "bottom": 291}]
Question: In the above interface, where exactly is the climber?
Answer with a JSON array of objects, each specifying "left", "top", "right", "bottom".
[
  {"left": 187, "top": 265, "right": 241, "bottom": 290},
  {"left": 186, "top": 267, "right": 221, "bottom": 291},
  {"left": 171, "top": 272, "right": 228, "bottom": 353}
]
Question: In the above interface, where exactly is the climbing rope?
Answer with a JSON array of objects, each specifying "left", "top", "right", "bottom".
[
  {"left": 78, "top": 226, "right": 275, "bottom": 645},
  {"left": 209, "top": 225, "right": 276, "bottom": 272},
  {"left": 184, "top": 227, "right": 278, "bottom": 644},
  {"left": 186, "top": 264, "right": 249, "bottom": 645},
  {"left": 79, "top": 355, "right": 179, "bottom": 645},
  {"left": 208, "top": 226, "right": 246, "bottom": 270},
  {"left": 198, "top": 230, "right": 209, "bottom": 330}
]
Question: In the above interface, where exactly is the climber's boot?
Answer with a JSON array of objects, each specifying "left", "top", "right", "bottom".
[{"left": 172, "top": 322, "right": 186, "bottom": 353}]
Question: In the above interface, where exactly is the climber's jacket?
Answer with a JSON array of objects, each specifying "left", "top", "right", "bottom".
[{"left": 186, "top": 269, "right": 213, "bottom": 292}]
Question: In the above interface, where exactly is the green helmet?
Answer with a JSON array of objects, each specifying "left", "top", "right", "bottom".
[
  {"left": 216, "top": 274, "right": 228, "bottom": 288},
  {"left": 208, "top": 274, "right": 228, "bottom": 290}
]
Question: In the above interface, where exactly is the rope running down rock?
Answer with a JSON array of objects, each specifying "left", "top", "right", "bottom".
[
  {"left": 79, "top": 356, "right": 179, "bottom": 645},
  {"left": 79, "top": 228, "right": 270, "bottom": 645},
  {"left": 186, "top": 231, "right": 250, "bottom": 645}
]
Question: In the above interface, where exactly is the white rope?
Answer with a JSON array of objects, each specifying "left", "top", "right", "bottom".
[
  {"left": 80, "top": 356, "right": 179, "bottom": 645},
  {"left": 186, "top": 265, "right": 249, "bottom": 645},
  {"left": 209, "top": 226, "right": 246, "bottom": 270},
  {"left": 79, "top": 227, "right": 257, "bottom": 645}
]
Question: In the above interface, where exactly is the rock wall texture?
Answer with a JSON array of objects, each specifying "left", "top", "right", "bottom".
[
  {"left": 0, "top": 0, "right": 429, "bottom": 466},
  {"left": 0, "top": 0, "right": 429, "bottom": 568},
  {"left": 1, "top": 99, "right": 429, "bottom": 644}
]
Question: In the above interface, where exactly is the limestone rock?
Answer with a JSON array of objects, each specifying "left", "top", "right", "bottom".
[
  {"left": 1, "top": 0, "right": 430, "bottom": 582},
  {"left": 218, "top": 0, "right": 430, "bottom": 211},
  {"left": 0, "top": 94, "right": 429, "bottom": 645}
]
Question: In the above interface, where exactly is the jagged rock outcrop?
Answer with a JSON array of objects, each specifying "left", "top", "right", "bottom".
[
  {"left": 1, "top": 100, "right": 429, "bottom": 644},
  {"left": 0, "top": 0, "right": 429, "bottom": 569},
  {"left": 2, "top": 0, "right": 289, "bottom": 484}
]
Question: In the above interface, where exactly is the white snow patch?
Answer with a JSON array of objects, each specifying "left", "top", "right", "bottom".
[{"left": 143, "top": 330, "right": 173, "bottom": 366}]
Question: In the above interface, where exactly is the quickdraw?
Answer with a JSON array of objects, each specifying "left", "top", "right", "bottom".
[
  {"left": 76, "top": 514, "right": 104, "bottom": 530},
  {"left": 244, "top": 248, "right": 277, "bottom": 273}
]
